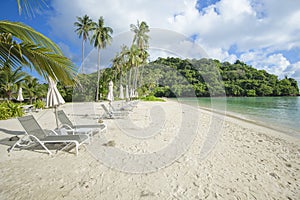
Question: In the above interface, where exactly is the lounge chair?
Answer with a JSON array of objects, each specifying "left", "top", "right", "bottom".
[
  {"left": 8, "top": 115, "right": 89, "bottom": 156},
  {"left": 57, "top": 110, "right": 107, "bottom": 137},
  {"left": 109, "top": 103, "right": 134, "bottom": 111},
  {"left": 101, "top": 104, "right": 129, "bottom": 119}
]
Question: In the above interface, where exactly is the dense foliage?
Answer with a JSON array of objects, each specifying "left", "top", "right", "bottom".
[
  {"left": 0, "top": 101, "right": 24, "bottom": 120},
  {"left": 68, "top": 57, "right": 298, "bottom": 101},
  {"left": 139, "top": 57, "right": 299, "bottom": 97}
]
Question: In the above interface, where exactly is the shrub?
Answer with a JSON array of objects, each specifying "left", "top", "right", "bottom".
[
  {"left": 140, "top": 95, "right": 165, "bottom": 102},
  {"left": 34, "top": 100, "right": 45, "bottom": 109},
  {"left": 0, "top": 101, "right": 24, "bottom": 120}
]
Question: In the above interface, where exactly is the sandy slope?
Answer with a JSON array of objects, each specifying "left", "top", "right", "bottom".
[{"left": 0, "top": 100, "right": 299, "bottom": 199}]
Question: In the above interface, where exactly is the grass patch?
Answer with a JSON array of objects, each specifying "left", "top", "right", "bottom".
[{"left": 140, "top": 95, "right": 165, "bottom": 102}]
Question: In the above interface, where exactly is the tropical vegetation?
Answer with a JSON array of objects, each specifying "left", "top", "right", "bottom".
[
  {"left": 64, "top": 57, "right": 299, "bottom": 102},
  {"left": 0, "top": 0, "right": 75, "bottom": 119},
  {"left": 1, "top": 1, "right": 298, "bottom": 120},
  {"left": 141, "top": 57, "right": 299, "bottom": 97},
  {"left": 74, "top": 14, "right": 94, "bottom": 74}
]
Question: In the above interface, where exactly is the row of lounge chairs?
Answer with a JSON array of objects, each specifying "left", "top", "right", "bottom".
[
  {"left": 8, "top": 101, "right": 138, "bottom": 156},
  {"left": 102, "top": 101, "right": 138, "bottom": 119}
]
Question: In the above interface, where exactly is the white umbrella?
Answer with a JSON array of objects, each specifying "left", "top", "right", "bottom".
[
  {"left": 125, "top": 85, "right": 129, "bottom": 101},
  {"left": 46, "top": 76, "right": 65, "bottom": 128},
  {"left": 119, "top": 85, "right": 124, "bottom": 99},
  {"left": 134, "top": 90, "right": 139, "bottom": 98},
  {"left": 107, "top": 80, "right": 114, "bottom": 102},
  {"left": 17, "top": 87, "right": 24, "bottom": 102},
  {"left": 130, "top": 88, "right": 135, "bottom": 98}
]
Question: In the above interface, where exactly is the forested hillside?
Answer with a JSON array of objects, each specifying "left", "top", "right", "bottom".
[
  {"left": 61, "top": 57, "right": 299, "bottom": 101},
  {"left": 141, "top": 57, "right": 299, "bottom": 97}
]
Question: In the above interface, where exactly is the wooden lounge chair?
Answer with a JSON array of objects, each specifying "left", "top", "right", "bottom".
[
  {"left": 8, "top": 115, "right": 89, "bottom": 156},
  {"left": 57, "top": 110, "right": 107, "bottom": 137}
]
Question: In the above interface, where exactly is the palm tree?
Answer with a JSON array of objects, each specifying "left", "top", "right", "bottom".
[
  {"left": 90, "top": 16, "right": 113, "bottom": 101},
  {"left": 16, "top": 0, "right": 47, "bottom": 18},
  {"left": 0, "top": 22, "right": 76, "bottom": 85},
  {"left": 125, "top": 44, "right": 144, "bottom": 97},
  {"left": 0, "top": 0, "right": 76, "bottom": 85},
  {"left": 22, "top": 76, "right": 40, "bottom": 104},
  {"left": 112, "top": 52, "right": 122, "bottom": 84},
  {"left": 111, "top": 45, "right": 129, "bottom": 87},
  {"left": 74, "top": 15, "right": 94, "bottom": 74},
  {"left": 130, "top": 21, "right": 150, "bottom": 92},
  {"left": 0, "top": 66, "right": 27, "bottom": 100},
  {"left": 130, "top": 20, "right": 150, "bottom": 50}
]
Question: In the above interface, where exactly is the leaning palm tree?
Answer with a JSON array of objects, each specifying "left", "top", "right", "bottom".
[
  {"left": 16, "top": 0, "right": 47, "bottom": 17},
  {"left": 0, "top": 0, "right": 76, "bottom": 86},
  {"left": 74, "top": 15, "right": 94, "bottom": 74},
  {"left": 90, "top": 16, "right": 113, "bottom": 101},
  {"left": 0, "top": 22, "right": 76, "bottom": 85}
]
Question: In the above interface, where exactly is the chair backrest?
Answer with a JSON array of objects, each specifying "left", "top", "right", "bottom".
[
  {"left": 108, "top": 103, "right": 115, "bottom": 111},
  {"left": 18, "top": 115, "right": 46, "bottom": 139},
  {"left": 101, "top": 104, "right": 110, "bottom": 114},
  {"left": 57, "top": 110, "right": 73, "bottom": 127}
]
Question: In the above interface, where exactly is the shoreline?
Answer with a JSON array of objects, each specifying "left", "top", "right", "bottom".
[{"left": 170, "top": 97, "right": 300, "bottom": 140}]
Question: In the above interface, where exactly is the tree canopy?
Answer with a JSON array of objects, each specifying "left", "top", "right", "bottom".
[{"left": 139, "top": 57, "right": 299, "bottom": 97}]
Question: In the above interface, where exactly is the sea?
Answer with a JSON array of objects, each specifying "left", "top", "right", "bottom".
[{"left": 178, "top": 96, "right": 300, "bottom": 138}]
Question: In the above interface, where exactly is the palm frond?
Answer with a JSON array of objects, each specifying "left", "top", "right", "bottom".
[
  {"left": 20, "top": 43, "right": 76, "bottom": 85},
  {"left": 16, "top": 0, "right": 48, "bottom": 18},
  {"left": 0, "top": 21, "right": 62, "bottom": 54}
]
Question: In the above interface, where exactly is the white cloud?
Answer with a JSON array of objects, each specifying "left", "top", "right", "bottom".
[
  {"left": 241, "top": 51, "right": 291, "bottom": 78},
  {"left": 47, "top": 0, "right": 300, "bottom": 86},
  {"left": 285, "top": 62, "right": 300, "bottom": 79}
]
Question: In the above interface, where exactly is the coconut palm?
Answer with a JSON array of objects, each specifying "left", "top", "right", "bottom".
[
  {"left": 112, "top": 52, "right": 122, "bottom": 83},
  {"left": 0, "top": 66, "right": 27, "bottom": 100},
  {"left": 0, "top": 22, "right": 76, "bottom": 85},
  {"left": 22, "top": 76, "right": 41, "bottom": 104},
  {"left": 0, "top": 1, "right": 76, "bottom": 85},
  {"left": 130, "top": 21, "right": 150, "bottom": 92},
  {"left": 74, "top": 15, "right": 94, "bottom": 74},
  {"left": 90, "top": 16, "right": 113, "bottom": 101},
  {"left": 112, "top": 45, "right": 130, "bottom": 92},
  {"left": 16, "top": 0, "right": 47, "bottom": 17},
  {"left": 127, "top": 45, "right": 142, "bottom": 92},
  {"left": 130, "top": 20, "right": 150, "bottom": 51}
]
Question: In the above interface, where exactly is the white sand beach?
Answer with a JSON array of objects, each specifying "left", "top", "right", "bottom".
[{"left": 0, "top": 100, "right": 299, "bottom": 199}]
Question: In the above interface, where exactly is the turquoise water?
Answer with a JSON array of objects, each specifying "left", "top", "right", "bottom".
[{"left": 179, "top": 97, "right": 300, "bottom": 137}]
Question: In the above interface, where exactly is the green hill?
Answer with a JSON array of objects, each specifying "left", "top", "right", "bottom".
[{"left": 141, "top": 57, "right": 299, "bottom": 97}]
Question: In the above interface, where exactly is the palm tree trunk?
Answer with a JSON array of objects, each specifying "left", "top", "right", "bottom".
[
  {"left": 120, "top": 68, "right": 123, "bottom": 86},
  {"left": 96, "top": 48, "right": 100, "bottom": 101},
  {"left": 139, "top": 64, "right": 144, "bottom": 87},
  {"left": 128, "top": 67, "right": 132, "bottom": 91},
  {"left": 82, "top": 39, "right": 85, "bottom": 74},
  {"left": 135, "top": 66, "right": 139, "bottom": 90},
  {"left": 7, "top": 91, "right": 11, "bottom": 100}
]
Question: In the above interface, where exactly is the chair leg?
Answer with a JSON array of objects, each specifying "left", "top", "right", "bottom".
[
  {"left": 8, "top": 140, "right": 20, "bottom": 153},
  {"left": 39, "top": 142, "right": 52, "bottom": 155},
  {"left": 8, "top": 135, "right": 31, "bottom": 153},
  {"left": 29, "top": 135, "right": 52, "bottom": 155},
  {"left": 75, "top": 142, "right": 79, "bottom": 156}
]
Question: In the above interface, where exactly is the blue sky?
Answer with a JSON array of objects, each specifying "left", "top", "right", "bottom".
[{"left": 1, "top": 0, "right": 300, "bottom": 86}]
